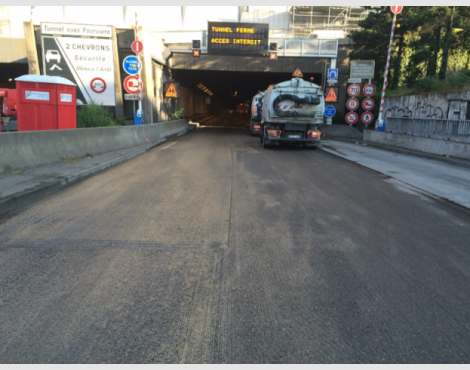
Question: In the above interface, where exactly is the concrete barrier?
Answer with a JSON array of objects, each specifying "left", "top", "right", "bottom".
[
  {"left": 321, "top": 125, "right": 363, "bottom": 140},
  {"left": 0, "top": 119, "right": 191, "bottom": 170},
  {"left": 365, "top": 130, "right": 470, "bottom": 160}
]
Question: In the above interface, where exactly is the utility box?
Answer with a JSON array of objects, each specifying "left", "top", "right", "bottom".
[{"left": 15, "top": 75, "right": 77, "bottom": 131}]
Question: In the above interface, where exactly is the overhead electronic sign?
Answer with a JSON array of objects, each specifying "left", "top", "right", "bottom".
[{"left": 207, "top": 22, "right": 269, "bottom": 55}]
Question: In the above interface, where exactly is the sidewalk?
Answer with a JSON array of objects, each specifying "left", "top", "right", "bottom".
[
  {"left": 321, "top": 138, "right": 470, "bottom": 209},
  {"left": 0, "top": 139, "right": 170, "bottom": 219}
]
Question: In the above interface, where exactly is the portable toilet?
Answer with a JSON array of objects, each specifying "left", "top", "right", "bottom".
[{"left": 15, "top": 75, "right": 77, "bottom": 131}]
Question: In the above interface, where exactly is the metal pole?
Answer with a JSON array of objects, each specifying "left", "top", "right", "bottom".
[
  {"left": 30, "top": 6, "right": 34, "bottom": 23},
  {"left": 377, "top": 12, "right": 397, "bottom": 125},
  {"left": 135, "top": 12, "right": 143, "bottom": 121}
]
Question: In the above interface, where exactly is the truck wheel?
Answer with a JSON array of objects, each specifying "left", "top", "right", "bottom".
[{"left": 263, "top": 135, "right": 270, "bottom": 149}]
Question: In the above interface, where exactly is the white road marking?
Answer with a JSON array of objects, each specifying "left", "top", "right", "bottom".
[{"left": 162, "top": 142, "right": 177, "bottom": 149}]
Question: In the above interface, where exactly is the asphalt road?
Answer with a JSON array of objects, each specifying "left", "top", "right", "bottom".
[{"left": 1, "top": 121, "right": 470, "bottom": 363}]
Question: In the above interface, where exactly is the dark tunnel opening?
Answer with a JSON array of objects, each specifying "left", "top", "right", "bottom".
[{"left": 172, "top": 69, "right": 323, "bottom": 111}]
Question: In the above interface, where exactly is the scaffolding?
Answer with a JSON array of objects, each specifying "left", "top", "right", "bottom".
[{"left": 289, "top": 6, "right": 369, "bottom": 38}]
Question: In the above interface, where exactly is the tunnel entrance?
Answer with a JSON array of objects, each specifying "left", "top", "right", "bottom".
[{"left": 172, "top": 69, "right": 323, "bottom": 116}]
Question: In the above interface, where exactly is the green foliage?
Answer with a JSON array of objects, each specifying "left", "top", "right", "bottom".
[
  {"left": 170, "top": 108, "right": 184, "bottom": 120},
  {"left": 388, "top": 71, "right": 470, "bottom": 96},
  {"left": 77, "top": 103, "right": 117, "bottom": 128},
  {"left": 351, "top": 6, "right": 470, "bottom": 93}
]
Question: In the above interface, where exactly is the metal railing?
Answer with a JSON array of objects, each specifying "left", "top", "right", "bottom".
[{"left": 386, "top": 117, "right": 470, "bottom": 143}]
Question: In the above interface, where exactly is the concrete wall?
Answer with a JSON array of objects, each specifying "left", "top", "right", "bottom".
[
  {"left": 365, "top": 130, "right": 470, "bottom": 160},
  {"left": 178, "top": 87, "right": 194, "bottom": 117},
  {"left": 384, "top": 91, "right": 470, "bottom": 121},
  {"left": 0, "top": 119, "right": 190, "bottom": 170}
]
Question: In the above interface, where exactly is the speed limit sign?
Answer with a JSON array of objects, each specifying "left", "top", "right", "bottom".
[
  {"left": 345, "top": 112, "right": 358, "bottom": 125},
  {"left": 362, "top": 98, "right": 375, "bottom": 110},
  {"left": 347, "top": 84, "right": 360, "bottom": 97},
  {"left": 363, "top": 84, "right": 376, "bottom": 97},
  {"left": 346, "top": 98, "right": 359, "bottom": 111},
  {"left": 361, "top": 111, "right": 374, "bottom": 125}
]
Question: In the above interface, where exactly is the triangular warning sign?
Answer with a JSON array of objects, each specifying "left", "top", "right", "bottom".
[
  {"left": 325, "top": 87, "right": 338, "bottom": 102},
  {"left": 165, "top": 83, "right": 178, "bottom": 98},
  {"left": 292, "top": 68, "right": 303, "bottom": 77}
]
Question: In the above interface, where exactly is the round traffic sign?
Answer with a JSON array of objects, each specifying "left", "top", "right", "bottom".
[
  {"left": 362, "top": 98, "right": 375, "bottom": 111},
  {"left": 346, "top": 98, "right": 359, "bottom": 111},
  {"left": 363, "top": 84, "right": 376, "bottom": 97},
  {"left": 123, "top": 75, "right": 143, "bottom": 94},
  {"left": 361, "top": 111, "right": 374, "bottom": 125},
  {"left": 123, "top": 55, "right": 142, "bottom": 75},
  {"left": 390, "top": 6, "right": 403, "bottom": 14},
  {"left": 347, "top": 84, "right": 360, "bottom": 97},
  {"left": 90, "top": 77, "right": 106, "bottom": 94},
  {"left": 345, "top": 112, "right": 358, "bottom": 125},
  {"left": 131, "top": 40, "right": 144, "bottom": 54},
  {"left": 324, "top": 106, "right": 336, "bottom": 117}
]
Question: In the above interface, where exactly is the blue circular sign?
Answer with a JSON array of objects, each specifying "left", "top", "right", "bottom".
[
  {"left": 123, "top": 56, "right": 141, "bottom": 75},
  {"left": 324, "top": 106, "right": 336, "bottom": 117}
]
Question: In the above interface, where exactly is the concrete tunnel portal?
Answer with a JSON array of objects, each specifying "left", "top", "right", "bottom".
[{"left": 172, "top": 69, "right": 323, "bottom": 113}]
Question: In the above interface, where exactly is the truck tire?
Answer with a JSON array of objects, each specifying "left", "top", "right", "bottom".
[{"left": 263, "top": 135, "right": 270, "bottom": 149}]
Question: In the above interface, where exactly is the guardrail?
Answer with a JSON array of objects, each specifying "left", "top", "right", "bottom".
[{"left": 386, "top": 117, "right": 470, "bottom": 143}]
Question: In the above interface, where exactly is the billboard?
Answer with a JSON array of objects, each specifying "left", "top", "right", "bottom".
[
  {"left": 207, "top": 22, "right": 269, "bottom": 55},
  {"left": 42, "top": 36, "right": 116, "bottom": 106}
]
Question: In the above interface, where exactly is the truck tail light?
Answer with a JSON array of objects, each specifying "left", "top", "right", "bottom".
[
  {"left": 308, "top": 131, "right": 321, "bottom": 138},
  {"left": 253, "top": 125, "right": 260, "bottom": 131},
  {"left": 268, "top": 129, "right": 281, "bottom": 137},
  {"left": 253, "top": 105, "right": 257, "bottom": 116}
]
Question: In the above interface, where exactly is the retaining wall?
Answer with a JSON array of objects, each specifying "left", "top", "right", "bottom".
[
  {"left": 0, "top": 119, "right": 190, "bottom": 170},
  {"left": 364, "top": 130, "right": 470, "bottom": 160}
]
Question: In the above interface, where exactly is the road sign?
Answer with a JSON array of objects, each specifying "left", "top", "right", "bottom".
[
  {"left": 390, "top": 6, "right": 403, "bottom": 14},
  {"left": 327, "top": 79, "right": 338, "bottom": 84},
  {"left": 363, "top": 84, "right": 376, "bottom": 97},
  {"left": 350, "top": 60, "right": 375, "bottom": 79},
  {"left": 361, "top": 111, "right": 374, "bottom": 125},
  {"left": 347, "top": 84, "right": 360, "bottom": 97},
  {"left": 123, "top": 55, "right": 142, "bottom": 75},
  {"left": 362, "top": 98, "right": 375, "bottom": 111},
  {"left": 193, "top": 49, "right": 201, "bottom": 58},
  {"left": 293, "top": 68, "right": 303, "bottom": 77},
  {"left": 345, "top": 112, "right": 358, "bottom": 125},
  {"left": 325, "top": 87, "right": 338, "bottom": 103},
  {"left": 348, "top": 78, "right": 361, "bottom": 84},
  {"left": 131, "top": 40, "right": 144, "bottom": 54},
  {"left": 123, "top": 75, "right": 143, "bottom": 94},
  {"left": 346, "top": 98, "right": 359, "bottom": 111},
  {"left": 165, "top": 82, "right": 178, "bottom": 98},
  {"left": 269, "top": 51, "right": 277, "bottom": 61},
  {"left": 90, "top": 77, "right": 106, "bottom": 94},
  {"left": 328, "top": 68, "right": 338, "bottom": 79},
  {"left": 324, "top": 106, "right": 336, "bottom": 117},
  {"left": 124, "top": 94, "right": 138, "bottom": 100}
]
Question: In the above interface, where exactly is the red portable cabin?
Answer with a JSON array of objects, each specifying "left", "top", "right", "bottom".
[{"left": 15, "top": 75, "right": 77, "bottom": 131}]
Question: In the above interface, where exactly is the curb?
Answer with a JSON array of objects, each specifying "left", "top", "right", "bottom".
[{"left": 0, "top": 134, "right": 176, "bottom": 220}]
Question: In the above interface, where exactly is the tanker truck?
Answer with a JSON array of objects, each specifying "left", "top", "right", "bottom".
[
  {"left": 259, "top": 70, "right": 324, "bottom": 149},
  {"left": 249, "top": 90, "right": 265, "bottom": 136}
]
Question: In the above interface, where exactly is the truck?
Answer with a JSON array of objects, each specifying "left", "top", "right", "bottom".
[
  {"left": 235, "top": 102, "right": 248, "bottom": 117},
  {"left": 259, "top": 71, "right": 324, "bottom": 149},
  {"left": 249, "top": 90, "right": 265, "bottom": 136}
]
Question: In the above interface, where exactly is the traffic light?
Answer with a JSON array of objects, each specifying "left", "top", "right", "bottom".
[
  {"left": 269, "top": 42, "right": 278, "bottom": 51},
  {"left": 192, "top": 40, "right": 201, "bottom": 49}
]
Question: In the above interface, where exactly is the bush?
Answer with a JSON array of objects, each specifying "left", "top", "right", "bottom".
[
  {"left": 77, "top": 103, "right": 117, "bottom": 128},
  {"left": 170, "top": 108, "right": 184, "bottom": 120},
  {"left": 414, "top": 76, "right": 441, "bottom": 93}
]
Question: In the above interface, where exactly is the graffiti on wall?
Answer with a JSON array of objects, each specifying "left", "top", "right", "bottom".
[{"left": 385, "top": 102, "right": 445, "bottom": 119}]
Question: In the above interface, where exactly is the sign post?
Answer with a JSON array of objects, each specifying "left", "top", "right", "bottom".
[
  {"left": 134, "top": 12, "right": 144, "bottom": 125},
  {"left": 377, "top": 6, "right": 403, "bottom": 127}
]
